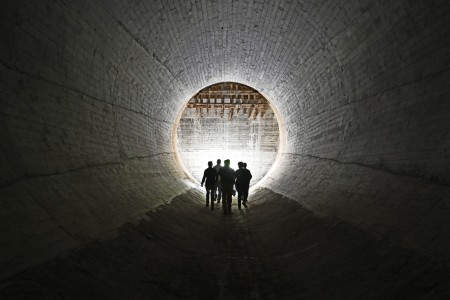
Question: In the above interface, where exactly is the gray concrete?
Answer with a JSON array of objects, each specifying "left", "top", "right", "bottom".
[{"left": 1, "top": 0, "right": 450, "bottom": 297}]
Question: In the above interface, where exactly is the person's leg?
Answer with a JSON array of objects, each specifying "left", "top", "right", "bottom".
[
  {"left": 222, "top": 184, "right": 232, "bottom": 214},
  {"left": 227, "top": 186, "right": 233, "bottom": 213},
  {"left": 238, "top": 195, "right": 241, "bottom": 209},
  {"left": 237, "top": 187, "right": 242, "bottom": 209},
  {"left": 209, "top": 188, "right": 214, "bottom": 210},
  {"left": 205, "top": 189, "right": 209, "bottom": 206},
  {"left": 221, "top": 187, "right": 228, "bottom": 214},
  {"left": 243, "top": 188, "right": 249, "bottom": 207},
  {"left": 217, "top": 185, "right": 222, "bottom": 203}
]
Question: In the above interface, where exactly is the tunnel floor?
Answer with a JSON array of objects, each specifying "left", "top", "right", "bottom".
[{"left": 1, "top": 189, "right": 450, "bottom": 299}]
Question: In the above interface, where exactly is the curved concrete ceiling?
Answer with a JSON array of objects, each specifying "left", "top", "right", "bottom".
[{"left": 1, "top": 0, "right": 450, "bottom": 287}]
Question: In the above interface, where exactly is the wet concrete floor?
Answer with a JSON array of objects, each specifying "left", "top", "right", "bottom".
[{"left": 1, "top": 188, "right": 450, "bottom": 299}]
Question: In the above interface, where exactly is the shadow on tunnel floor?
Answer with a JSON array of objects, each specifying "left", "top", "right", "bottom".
[{"left": 1, "top": 188, "right": 450, "bottom": 300}]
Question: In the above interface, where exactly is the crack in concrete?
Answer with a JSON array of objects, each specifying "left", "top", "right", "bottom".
[
  {"left": 113, "top": 18, "right": 186, "bottom": 113},
  {"left": 0, "top": 152, "right": 174, "bottom": 191},
  {"left": 282, "top": 153, "right": 450, "bottom": 188},
  {"left": 114, "top": 19, "right": 178, "bottom": 81},
  {"left": 283, "top": 64, "right": 450, "bottom": 127},
  {"left": 0, "top": 61, "right": 172, "bottom": 125}
]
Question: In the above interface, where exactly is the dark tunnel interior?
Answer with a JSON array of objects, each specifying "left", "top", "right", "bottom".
[{"left": 1, "top": 0, "right": 450, "bottom": 299}]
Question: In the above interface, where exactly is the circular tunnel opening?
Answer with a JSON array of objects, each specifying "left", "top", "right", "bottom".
[{"left": 173, "top": 82, "right": 283, "bottom": 187}]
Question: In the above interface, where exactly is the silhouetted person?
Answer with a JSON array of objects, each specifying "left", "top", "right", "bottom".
[
  {"left": 236, "top": 162, "right": 252, "bottom": 208},
  {"left": 218, "top": 159, "right": 235, "bottom": 214},
  {"left": 201, "top": 161, "right": 218, "bottom": 210},
  {"left": 243, "top": 163, "right": 253, "bottom": 207},
  {"left": 243, "top": 162, "right": 252, "bottom": 204},
  {"left": 213, "top": 159, "right": 222, "bottom": 203}
]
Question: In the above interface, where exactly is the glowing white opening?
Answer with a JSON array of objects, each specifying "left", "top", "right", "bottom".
[{"left": 174, "top": 82, "right": 280, "bottom": 187}]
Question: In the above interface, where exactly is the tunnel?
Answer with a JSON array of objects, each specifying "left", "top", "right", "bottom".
[{"left": 1, "top": 0, "right": 450, "bottom": 299}]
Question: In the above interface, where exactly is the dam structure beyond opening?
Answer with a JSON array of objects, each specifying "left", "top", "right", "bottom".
[{"left": 176, "top": 82, "right": 281, "bottom": 186}]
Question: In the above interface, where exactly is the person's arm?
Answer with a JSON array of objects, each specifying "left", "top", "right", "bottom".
[{"left": 201, "top": 170, "right": 206, "bottom": 186}]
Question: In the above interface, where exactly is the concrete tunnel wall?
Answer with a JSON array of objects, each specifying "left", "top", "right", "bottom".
[{"left": 1, "top": 0, "right": 450, "bottom": 280}]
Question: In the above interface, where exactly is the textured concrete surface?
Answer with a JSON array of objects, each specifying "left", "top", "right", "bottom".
[
  {"left": 177, "top": 104, "right": 279, "bottom": 184},
  {"left": 1, "top": 0, "right": 450, "bottom": 296},
  {"left": 1, "top": 189, "right": 450, "bottom": 299}
]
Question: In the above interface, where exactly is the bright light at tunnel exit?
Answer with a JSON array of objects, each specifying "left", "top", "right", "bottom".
[
  {"left": 184, "top": 150, "right": 269, "bottom": 181},
  {"left": 172, "top": 82, "right": 287, "bottom": 191}
]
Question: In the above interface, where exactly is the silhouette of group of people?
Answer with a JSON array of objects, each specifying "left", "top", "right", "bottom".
[{"left": 201, "top": 159, "right": 252, "bottom": 214}]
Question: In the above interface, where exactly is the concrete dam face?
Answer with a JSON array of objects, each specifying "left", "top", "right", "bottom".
[{"left": 1, "top": 1, "right": 450, "bottom": 299}]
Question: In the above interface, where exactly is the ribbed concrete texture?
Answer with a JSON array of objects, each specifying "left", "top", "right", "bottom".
[
  {"left": 177, "top": 101, "right": 279, "bottom": 185},
  {"left": 1, "top": 0, "right": 450, "bottom": 298}
]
